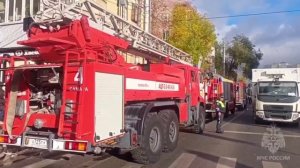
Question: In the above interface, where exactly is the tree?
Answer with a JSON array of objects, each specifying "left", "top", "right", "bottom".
[
  {"left": 168, "top": 3, "right": 216, "bottom": 65},
  {"left": 215, "top": 35, "right": 263, "bottom": 79}
]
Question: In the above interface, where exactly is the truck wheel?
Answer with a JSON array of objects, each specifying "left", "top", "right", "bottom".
[
  {"left": 253, "top": 115, "right": 262, "bottom": 124},
  {"left": 254, "top": 118, "right": 261, "bottom": 124},
  {"left": 237, "top": 105, "right": 243, "bottom": 111},
  {"left": 195, "top": 106, "right": 205, "bottom": 134},
  {"left": 206, "top": 113, "right": 213, "bottom": 121},
  {"left": 131, "top": 113, "right": 163, "bottom": 164},
  {"left": 158, "top": 109, "right": 179, "bottom": 152},
  {"left": 231, "top": 106, "right": 236, "bottom": 115}
]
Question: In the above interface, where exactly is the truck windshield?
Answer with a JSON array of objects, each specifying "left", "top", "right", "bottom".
[{"left": 258, "top": 82, "right": 298, "bottom": 97}]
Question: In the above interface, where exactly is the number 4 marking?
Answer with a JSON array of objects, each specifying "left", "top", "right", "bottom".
[{"left": 74, "top": 67, "right": 83, "bottom": 84}]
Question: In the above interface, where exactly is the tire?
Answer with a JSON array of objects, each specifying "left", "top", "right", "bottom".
[
  {"left": 158, "top": 109, "right": 179, "bottom": 152},
  {"left": 195, "top": 105, "right": 205, "bottom": 134},
  {"left": 254, "top": 116, "right": 262, "bottom": 124},
  {"left": 206, "top": 113, "right": 213, "bottom": 121},
  {"left": 237, "top": 105, "right": 243, "bottom": 111},
  {"left": 231, "top": 106, "right": 236, "bottom": 115},
  {"left": 131, "top": 113, "right": 163, "bottom": 164},
  {"left": 292, "top": 122, "right": 299, "bottom": 127},
  {"left": 254, "top": 118, "right": 261, "bottom": 124}
]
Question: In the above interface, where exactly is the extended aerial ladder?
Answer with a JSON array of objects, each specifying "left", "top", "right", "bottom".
[{"left": 32, "top": 0, "right": 193, "bottom": 65}]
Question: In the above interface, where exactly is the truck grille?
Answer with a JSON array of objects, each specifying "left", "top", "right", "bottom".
[
  {"left": 263, "top": 105, "right": 293, "bottom": 119},
  {"left": 263, "top": 105, "right": 293, "bottom": 112}
]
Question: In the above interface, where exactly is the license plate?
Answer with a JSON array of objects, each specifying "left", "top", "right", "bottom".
[{"left": 24, "top": 137, "right": 48, "bottom": 149}]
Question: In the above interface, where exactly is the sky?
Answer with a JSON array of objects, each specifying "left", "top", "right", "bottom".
[{"left": 190, "top": 0, "right": 300, "bottom": 67}]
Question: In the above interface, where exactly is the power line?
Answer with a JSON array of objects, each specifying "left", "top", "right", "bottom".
[
  {"left": 150, "top": 9, "right": 300, "bottom": 24},
  {"left": 206, "top": 9, "right": 300, "bottom": 19},
  {"left": 152, "top": 9, "right": 300, "bottom": 23}
]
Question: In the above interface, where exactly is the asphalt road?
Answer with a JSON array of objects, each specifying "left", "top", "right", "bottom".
[{"left": 1, "top": 107, "right": 300, "bottom": 168}]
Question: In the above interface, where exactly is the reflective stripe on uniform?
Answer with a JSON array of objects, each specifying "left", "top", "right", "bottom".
[{"left": 216, "top": 100, "right": 225, "bottom": 108}]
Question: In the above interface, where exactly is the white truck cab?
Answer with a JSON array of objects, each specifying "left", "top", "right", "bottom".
[{"left": 252, "top": 68, "right": 300, "bottom": 124}]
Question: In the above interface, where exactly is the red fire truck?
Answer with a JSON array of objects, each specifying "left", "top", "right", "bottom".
[
  {"left": 203, "top": 74, "right": 219, "bottom": 119},
  {"left": 204, "top": 74, "right": 236, "bottom": 118},
  {"left": 0, "top": 0, "right": 206, "bottom": 164},
  {"left": 221, "top": 77, "right": 236, "bottom": 116},
  {"left": 235, "top": 81, "right": 247, "bottom": 111}
]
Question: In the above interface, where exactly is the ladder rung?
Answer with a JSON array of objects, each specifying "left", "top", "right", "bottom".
[
  {"left": 64, "top": 120, "right": 78, "bottom": 124},
  {"left": 63, "top": 131, "right": 77, "bottom": 135},
  {"left": 65, "top": 102, "right": 79, "bottom": 105},
  {"left": 64, "top": 111, "right": 77, "bottom": 114}
]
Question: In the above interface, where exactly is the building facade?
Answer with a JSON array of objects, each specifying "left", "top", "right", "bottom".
[{"left": 151, "top": 0, "right": 187, "bottom": 40}]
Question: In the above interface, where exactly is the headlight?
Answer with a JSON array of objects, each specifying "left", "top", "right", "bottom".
[
  {"left": 34, "top": 119, "right": 44, "bottom": 129},
  {"left": 292, "top": 113, "right": 299, "bottom": 120},
  {"left": 256, "top": 111, "right": 264, "bottom": 118}
]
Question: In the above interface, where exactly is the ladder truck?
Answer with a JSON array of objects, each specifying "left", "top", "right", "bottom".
[{"left": 0, "top": 0, "right": 206, "bottom": 164}]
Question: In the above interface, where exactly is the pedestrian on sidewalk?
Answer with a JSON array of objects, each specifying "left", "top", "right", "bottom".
[{"left": 216, "top": 96, "right": 225, "bottom": 133}]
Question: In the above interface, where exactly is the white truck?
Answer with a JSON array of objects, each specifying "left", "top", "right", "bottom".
[{"left": 252, "top": 68, "right": 300, "bottom": 125}]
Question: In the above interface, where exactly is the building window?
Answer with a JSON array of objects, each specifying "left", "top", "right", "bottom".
[
  {"left": 25, "top": 0, "right": 30, "bottom": 17},
  {"left": 118, "top": 0, "right": 128, "bottom": 19},
  {"left": 15, "top": 0, "right": 22, "bottom": 21},
  {"left": 163, "top": 30, "right": 169, "bottom": 41},
  {"left": 33, "top": 0, "right": 40, "bottom": 15},
  {"left": 131, "top": 3, "right": 138, "bottom": 23},
  {"left": 1, "top": 0, "right": 40, "bottom": 23},
  {"left": 8, "top": 0, "right": 13, "bottom": 21},
  {"left": 0, "top": 0, "right": 5, "bottom": 23}
]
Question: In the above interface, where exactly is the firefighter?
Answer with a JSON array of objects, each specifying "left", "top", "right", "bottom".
[{"left": 216, "top": 96, "right": 225, "bottom": 133}]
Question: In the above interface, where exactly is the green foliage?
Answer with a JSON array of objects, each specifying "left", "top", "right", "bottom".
[
  {"left": 168, "top": 3, "right": 216, "bottom": 65},
  {"left": 215, "top": 35, "right": 263, "bottom": 79}
]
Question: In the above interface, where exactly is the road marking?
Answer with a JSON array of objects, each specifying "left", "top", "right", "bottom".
[
  {"left": 216, "top": 157, "right": 237, "bottom": 168},
  {"left": 224, "top": 130, "right": 300, "bottom": 138},
  {"left": 22, "top": 159, "right": 57, "bottom": 168},
  {"left": 262, "top": 161, "right": 283, "bottom": 168},
  {"left": 221, "top": 111, "right": 245, "bottom": 128},
  {"left": 168, "top": 153, "right": 197, "bottom": 168},
  {"left": 188, "top": 155, "right": 217, "bottom": 168}
]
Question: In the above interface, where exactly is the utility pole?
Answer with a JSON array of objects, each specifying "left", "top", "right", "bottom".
[{"left": 223, "top": 40, "right": 226, "bottom": 76}]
